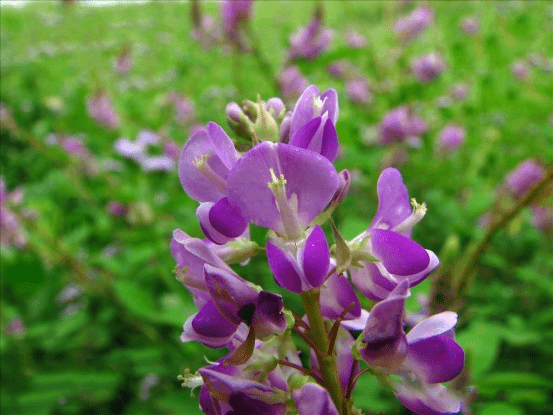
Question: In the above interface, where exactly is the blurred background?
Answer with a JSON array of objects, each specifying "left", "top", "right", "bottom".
[{"left": 1, "top": 1, "right": 552, "bottom": 414}]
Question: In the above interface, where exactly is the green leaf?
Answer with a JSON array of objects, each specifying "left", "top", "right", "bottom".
[
  {"left": 479, "top": 402, "right": 523, "bottom": 415},
  {"left": 456, "top": 320, "right": 502, "bottom": 378},
  {"left": 113, "top": 280, "right": 157, "bottom": 319}
]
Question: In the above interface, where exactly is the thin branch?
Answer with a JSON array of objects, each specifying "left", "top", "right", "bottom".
[
  {"left": 351, "top": 367, "right": 371, "bottom": 387},
  {"left": 277, "top": 360, "right": 322, "bottom": 383},
  {"left": 293, "top": 326, "right": 325, "bottom": 359},
  {"left": 345, "top": 360, "right": 359, "bottom": 401},
  {"left": 328, "top": 302, "right": 356, "bottom": 355},
  {"left": 292, "top": 312, "right": 310, "bottom": 330}
]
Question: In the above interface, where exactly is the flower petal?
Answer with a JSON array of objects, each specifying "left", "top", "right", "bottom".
[
  {"left": 302, "top": 225, "right": 330, "bottom": 288},
  {"left": 370, "top": 168, "right": 412, "bottom": 234},
  {"left": 267, "top": 242, "right": 303, "bottom": 293},
  {"left": 370, "top": 229, "right": 430, "bottom": 276},
  {"left": 227, "top": 142, "right": 339, "bottom": 234},
  {"left": 405, "top": 335, "right": 465, "bottom": 384},
  {"left": 406, "top": 312, "right": 459, "bottom": 344},
  {"left": 394, "top": 381, "right": 462, "bottom": 415},
  {"left": 351, "top": 262, "right": 397, "bottom": 302},
  {"left": 209, "top": 197, "right": 248, "bottom": 238}
]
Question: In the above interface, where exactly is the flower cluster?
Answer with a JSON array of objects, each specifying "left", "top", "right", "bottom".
[
  {"left": 114, "top": 131, "right": 176, "bottom": 172},
  {"left": 172, "top": 85, "right": 465, "bottom": 414}
]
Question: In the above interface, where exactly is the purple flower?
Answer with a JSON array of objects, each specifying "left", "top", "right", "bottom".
[
  {"left": 107, "top": 201, "right": 127, "bottom": 218},
  {"left": 115, "top": 131, "right": 175, "bottom": 172},
  {"left": 346, "top": 79, "right": 372, "bottom": 105},
  {"left": 460, "top": 16, "right": 480, "bottom": 35},
  {"left": 451, "top": 83, "right": 470, "bottom": 101},
  {"left": 345, "top": 30, "right": 367, "bottom": 49},
  {"left": 357, "top": 284, "right": 464, "bottom": 415},
  {"left": 191, "top": 1, "right": 220, "bottom": 52},
  {"left": 179, "top": 122, "right": 239, "bottom": 203},
  {"left": 199, "top": 359, "right": 288, "bottom": 415},
  {"left": 505, "top": 159, "right": 545, "bottom": 198},
  {"left": 267, "top": 226, "right": 330, "bottom": 293},
  {"left": 171, "top": 229, "right": 235, "bottom": 302},
  {"left": 87, "top": 90, "right": 119, "bottom": 129},
  {"left": 319, "top": 270, "right": 361, "bottom": 321},
  {"left": 278, "top": 66, "right": 309, "bottom": 102},
  {"left": 226, "top": 141, "right": 339, "bottom": 240},
  {"left": 411, "top": 53, "right": 447, "bottom": 83},
  {"left": 287, "top": 85, "right": 339, "bottom": 161},
  {"left": 532, "top": 205, "right": 553, "bottom": 233},
  {"left": 394, "top": 6, "right": 434, "bottom": 42},
  {"left": 61, "top": 137, "right": 90, "bottom": 158},
  {"left": 326, "top": 60, "right": 351, "bottom": 79},
  {"left": 379, "top": 106, "right": 427, "bottom": 145},
  {"left": 0, "top": 178, "right": 28, "bottom": 248},
  {"left": 437, "top": 125, "right": 465, "bottom": 153},
  {"left": 197, "top": 197, "right": 248, "bottom": 245},
  {"left": 220, "top": 0, "right": 253, "bottom": 49},
  {"left": 293, "top": 383, "right": 339, "bottom": 415},
  {"left": 288, "top": 11, "right": 334, "bottom": 61},
  {"left": 5, "top": 317, "right": 25, "bottom": 336},
  {"left": 114, "top": 43, "right": 133, "bottom": 75},
  {"left": 351, "top": 169, "right": 439, "bottom": 301},
  {"left": 168, "top": 92, "right": 196, "bottom": 126},
  {"left": 511, "top": 60, "right": 530, "bottom": 81}
]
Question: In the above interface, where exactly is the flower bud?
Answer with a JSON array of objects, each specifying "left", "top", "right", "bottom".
[
  {"left": 254, "top": 96, "right": 279, "bottom": 142},
  {"left": 226, "top": 102, "right": 254, "bottom": 141}
]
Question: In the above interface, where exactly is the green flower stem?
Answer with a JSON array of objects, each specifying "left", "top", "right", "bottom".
[
  {"left": 452, "top": 164, "right": 553, "bottom": 307},
  {"left": 301, "top": 289, "right": 346, "bottom": 414}
]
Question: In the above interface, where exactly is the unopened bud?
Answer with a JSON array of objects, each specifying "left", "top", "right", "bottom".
[
  {"left": 226, "top": 102, "right": 254, "bottom": 141},
  {"left": 254, "top": 95, "right": 279, "bottom": 142},
  {"left": 265, "top": 97, "right": 286, "bottom": 120}
]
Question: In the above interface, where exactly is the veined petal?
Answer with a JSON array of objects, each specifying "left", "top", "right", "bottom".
[
  {"left": 404, "top": 335, "right": 465, "bottom": 384},
  {"left": 181, "top": 311, "right": 239, "bottom": 349},
  {"left": 227, "top": 142, "right": 339, "bottom": 234},
  {"left": 267, "top": 242, "right": 303, "bottom": 293},
  {"left": 179, "top": 126, "right": 236, "bottom": 202},
  {"left": 370, "top": 229, "right": 430, "bottom": 276}
]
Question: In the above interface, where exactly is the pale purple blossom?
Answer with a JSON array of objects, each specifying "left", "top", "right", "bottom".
[
  {"left": 394, "top": 5, "right": 434, "bottom": 42},
  {"left": 346, "top": 79, "right": 372, "bottom": 104},
  {"left": 505, "top": 159, "right": 545, "bottom": 198},
  {"left": 511, "top": 60, "right": 530, "bottom": 81},
  {"left": 87, "top": 90, "right": 119, "bottom": 129},
  {"left": 460, "top": 16, "right": 480, "bottom": 35},
  {"left": 115, "top": 131, "right": 175, "bottom": 172},
  {"left": 288, "top": 10, "right": 334, "bottom": 61},
  {"left": 278, "top": 66, "right": 309, "bottom": 102},
  {"left": 168, "top": 92, "right": 196, "bottom": 126},
  {"left": 0, "top": 178, "right": 28, "bottom": 248},
  {"left": 411, "top": 53, "right": 447, "bottom": 83},
  {"left": 220, "top": 0, "right": 253, "bottom": 49},
  {"left": 345, "top": 30, "right": 367, "bottom": 48},
  {"left": 379, "top": 106, "right": 427, "bottom": 145},
  {"left": 437, "top": 125, "right": 465, "bottom": 153}
]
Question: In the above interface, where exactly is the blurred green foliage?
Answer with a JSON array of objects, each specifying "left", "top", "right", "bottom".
[{"left": 1, "top": 1, "right": 552, "bottom": 414}]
